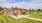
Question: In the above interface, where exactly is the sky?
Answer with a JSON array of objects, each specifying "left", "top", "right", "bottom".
[{"left": 0, "top": 0, "right": 42, "bottom": 9}]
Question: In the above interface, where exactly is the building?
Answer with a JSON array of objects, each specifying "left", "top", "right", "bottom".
[
  {"left": 11, "top": 6, "right": 27, "bottom": 16},
  {"left": 1, "top": 6, "right": 27, "bottom": 16},
  {"left": 1, "top": 7, "right": 10, "bottom": 14}
]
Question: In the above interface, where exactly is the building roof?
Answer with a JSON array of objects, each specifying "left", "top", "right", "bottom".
[{"left": 11, "top": 6, "right": 27, "bottom": 11}]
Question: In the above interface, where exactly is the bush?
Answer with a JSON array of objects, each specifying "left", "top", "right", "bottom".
[{"left": 21, "top": 12, "right": 25, "bottom": 14}]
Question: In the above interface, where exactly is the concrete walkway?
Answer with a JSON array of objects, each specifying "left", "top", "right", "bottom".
[
  {"left": 10, "top": 15, "right": 42, "bottom": 22},
  {"left": 25, "top": 17, "right": 42, "bottom": 21}
]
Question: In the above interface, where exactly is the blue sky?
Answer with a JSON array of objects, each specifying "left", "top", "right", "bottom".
[{"left": 0, "top": 0, "right": 42, "bottom": 9}]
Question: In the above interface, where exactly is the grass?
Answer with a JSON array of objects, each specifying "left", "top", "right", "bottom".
[
  {"left": 0, "top": 14, "right": 42, "bottom": 23},
  {"left": 27, "top": 11, "right": 42, "bottom": 19}
]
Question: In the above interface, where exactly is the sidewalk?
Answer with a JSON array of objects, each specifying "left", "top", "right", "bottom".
[{"left": 10, "top": 15, "right": 42, "bottom": 22}]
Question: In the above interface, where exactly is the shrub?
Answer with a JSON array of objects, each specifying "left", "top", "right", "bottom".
[{"left": 21, "top": 12, "right": 25, "bottom": 14}]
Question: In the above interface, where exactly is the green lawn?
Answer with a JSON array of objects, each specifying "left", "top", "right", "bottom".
[
  {"left": 0, "top": 14, "right": 42, "bottom": 23},
  {"left": 27, "top": 12, "right": 42, "bottom": 19}
]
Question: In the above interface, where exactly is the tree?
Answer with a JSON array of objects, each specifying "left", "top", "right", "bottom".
[
  {"left": 29, "top": 8, "right": 31, "bottom": 12},
  {"left": 0, "top": 7, "right": 4, "bottom": 11},
  {"left": 37, "top": 9, "right": 41, "bottom": 12},
  {"left": 32, "top": 9, "right": 34, "bottom": 12}
]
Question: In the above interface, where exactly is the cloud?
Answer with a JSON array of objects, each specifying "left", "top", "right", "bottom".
[
  {"left": 0, "top": 0, "right": 5, "bottom": 3},
  {"left": 29, "top": 0, "right": 42, "bottom": 4},
  {"left": 0, "top": 0, "right": 42, "bottom": 9},
  {"left": 0, "top": 0, "right": 5, "bottom": 1}
]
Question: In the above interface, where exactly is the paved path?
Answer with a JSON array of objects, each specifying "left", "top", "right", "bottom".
[
  {"left": 25, "top": 17, "right": 42, "bottom": 21},
  {"left": 10, "top": 15, "right": 42, "bottom": 22}
]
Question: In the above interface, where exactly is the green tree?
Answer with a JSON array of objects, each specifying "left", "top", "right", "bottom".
[
  {"left": 29, "top": 8, "right": 32, "bottom": 12},
  {"left": 32, "top": 9, "right": 34, "bottom": 12},
  {"left": 37, "top": 9, "right": 41, "bottom": 12},
  {"left": 0, "top": 7, "right": 4, "bottom": 11}
]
